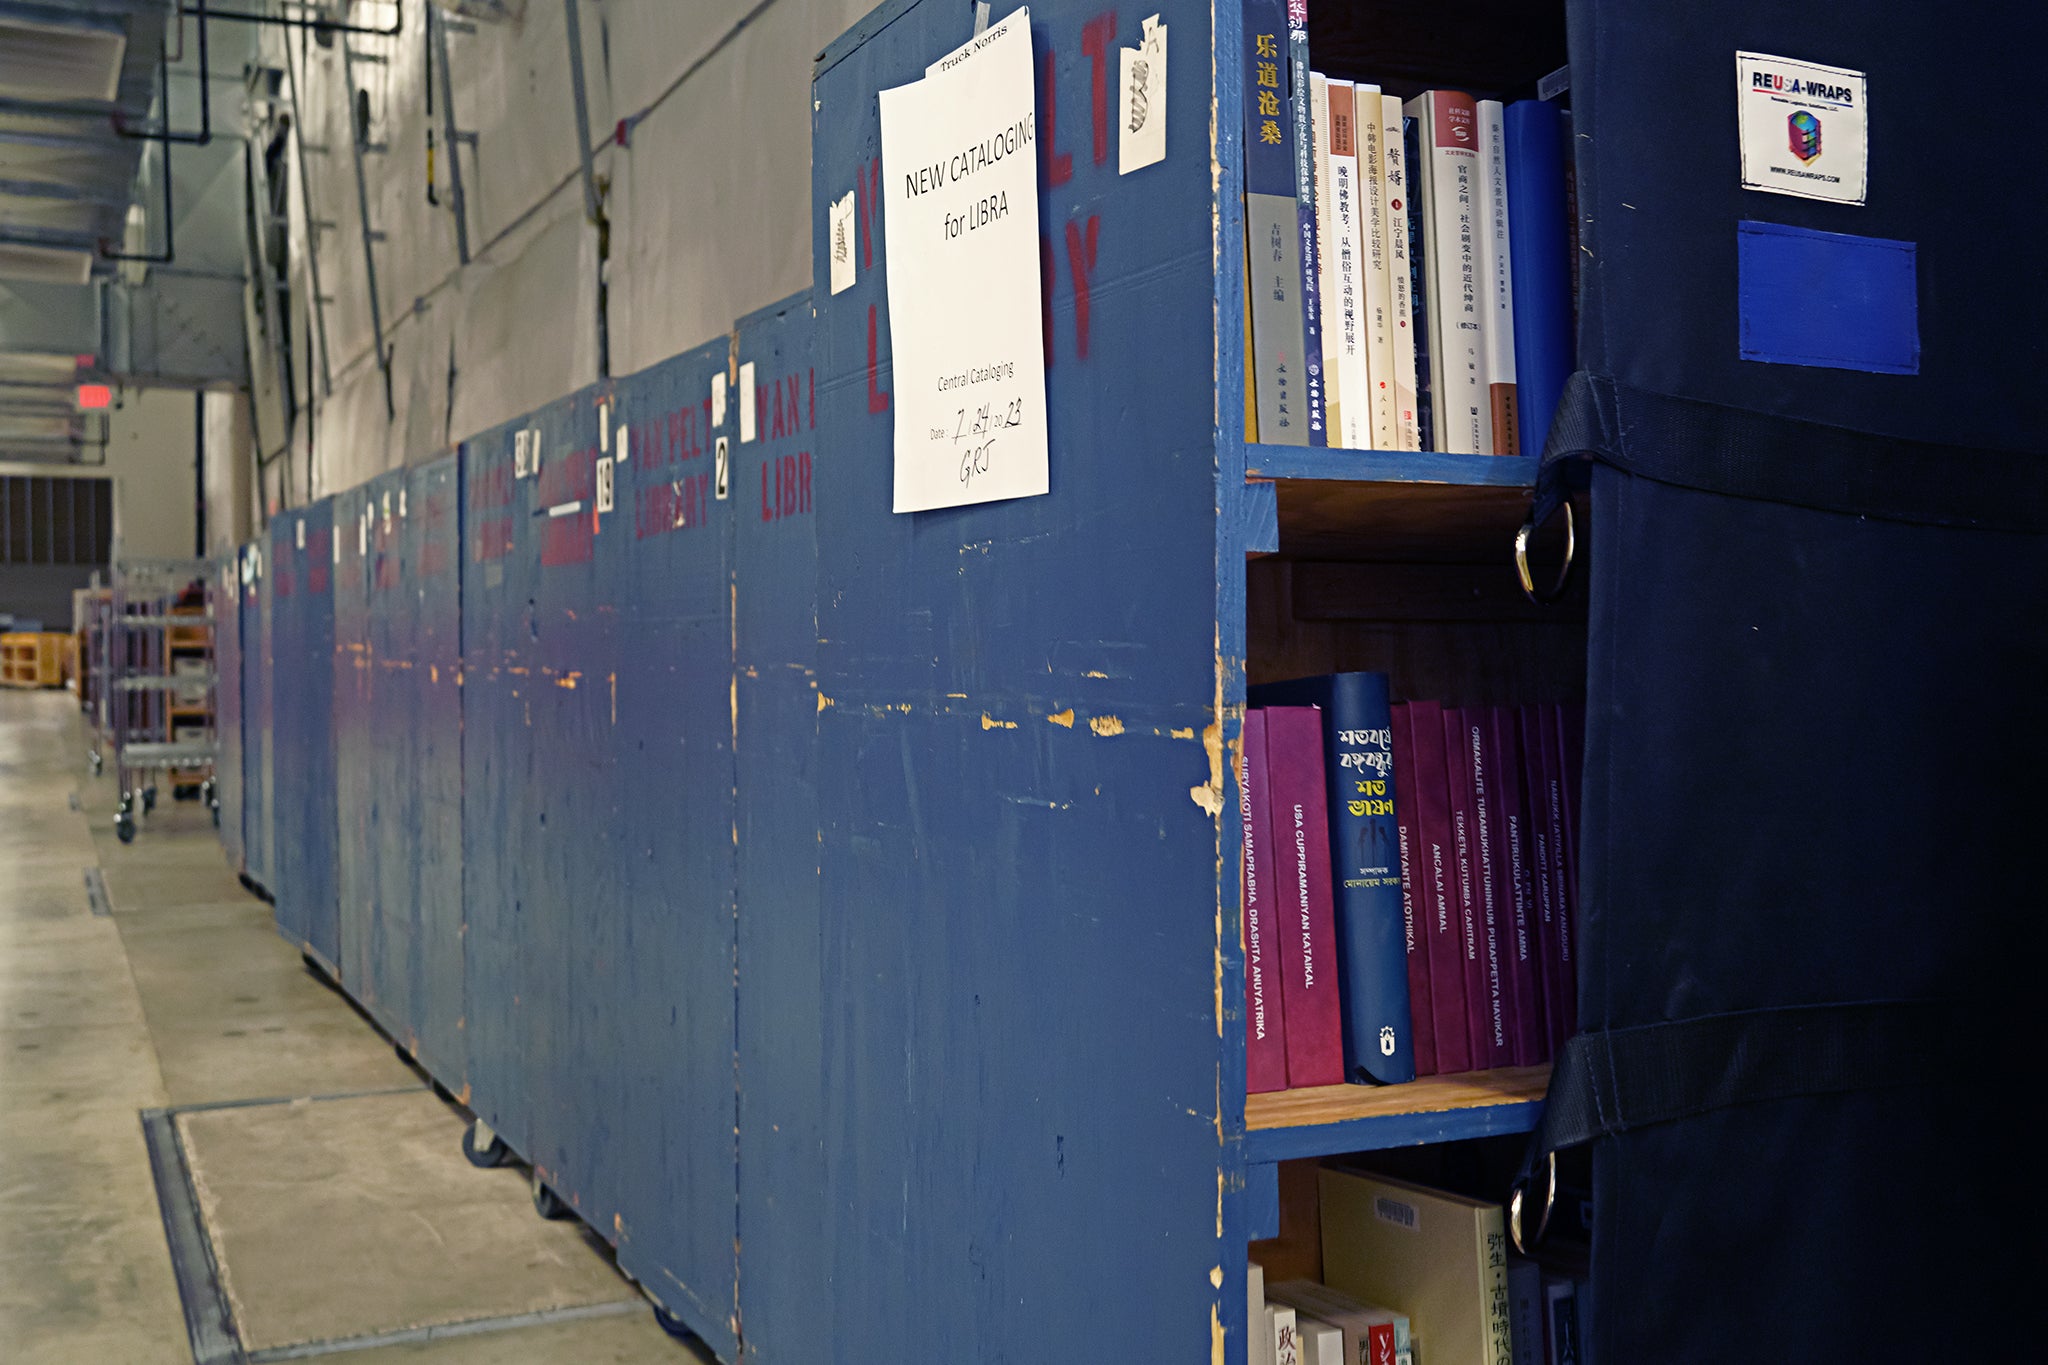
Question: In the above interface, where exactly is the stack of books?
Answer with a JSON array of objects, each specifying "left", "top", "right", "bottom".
[
  {"left": 1242, "top": 673, "right": 1583, "bottom": 1090},
  {"left": 1241, "top": 1, "right": 1575, "bottom": 457}
]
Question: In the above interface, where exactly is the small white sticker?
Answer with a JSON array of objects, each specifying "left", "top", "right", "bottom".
[
  {"left": 715, "top": 436, "right": 730, "bottom": 500},
  {"left": 359, "top": 517, "right": 368, "bottom": 555},
  {"left": 712, "top": 372, "right": 727, "bottom": 428},
  {"left": 1373, "top": 1195, "right": 1420, "bottom": 1232},
  {"left": 595, "top": 456, "right": 614, "bottom": 514},
  {"left": 1119, "top": 16, "right": 1167, "bottom": 175},
  {"left": 331, "top": 533, "right": 339, "bottom": 565},
  {"left": 547, "top": 500, "right": 583, "bottom": 518},
  {"left": 382, "top": 490, "right": 392, "bottom": 526},
  {"left": 739, "top": 361, "right": 757, "bottom": 442},
  {"left": 295, "top": 520, "right": 305, "bottom": 550},
  {"left": 514, "top": 429, "right": 531, "bottom": 478},
  {"left": 829, "top": 189, "right": 858, "bottom": 295},
  {"left": 1737, "top": 51, "right": 1867, "bottom": 205},
  {"left": 528, "top": 428, "right": 542, "bottom": 476},
  {"left": 598, "top": 400, "right": 610, "bottom": 450},
  {"left": 399, "top": 488, "right": 408, "bottom": 519},
  {"left": 615, "top": 423, "right": 630, "bottom": 462}
]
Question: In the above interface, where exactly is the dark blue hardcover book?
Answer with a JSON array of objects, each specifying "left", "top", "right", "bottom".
[
  {"left": 1248, "top": 672, "right": 1418, "bottom": 1084},
  {"left": 1243, "top": 0, "right": 1309, "bottom": 445},
  {"left": 1505, "top": 100, "right": 1573, "bottom": 459},
  {"left": 1284, "top": 2, "right": 1328, "bottom": 445},
  {"left": 1403, "top": 115, "right": 1435, "bottom": 454}
]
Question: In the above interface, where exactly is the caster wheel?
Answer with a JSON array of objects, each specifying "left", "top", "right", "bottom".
[
  {"left": 431, "top": 1078, "right": 455, "bottom": 1104},
  {"left": 462, "top": 1120, "right": 509, "bottom": 1169},
  {"left": 141, "top": 787, "right": 157, "bottom": 814},
  {"left": 211, "top": 804, "right": 221, "bottom": 828},
  {"left": 531, "top": 1171, "right": 569, "bottom": 1220},
  {"left": 652, "top": 1304, "right": 705, "bottom": 1346},
  {"left": 88, "top": 752, "right": 103, "bottom": 775},
  {"left": 115, "top": 813, "right": 136, "bottom": 844}
]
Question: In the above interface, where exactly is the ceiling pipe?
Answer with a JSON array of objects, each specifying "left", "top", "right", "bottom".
[
  {"left": 115, "top": 0, "right": 209, "bottom": 145},
  {"left": 180, "top": 1, "right": 403, "bottom": 38}
]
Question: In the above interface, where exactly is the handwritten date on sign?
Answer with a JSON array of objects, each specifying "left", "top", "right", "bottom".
[{"left": 928, "top": 397, "right": 1027, "bottom": 487}]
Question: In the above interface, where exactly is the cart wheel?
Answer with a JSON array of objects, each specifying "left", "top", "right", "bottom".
[
  {"left": 202, "top": 778, "right": 217, "bottom": 808},
  {"left": 141, "top": 787, "right": 157, "bottom": 814},
  {"left": 651, "top": 1303, "right": 705, "bottom": 1346},
  {"left": 462, "top": 1120, "right": 509, "bottom": 1169},
  {"left": 115, "top": 812, "right": 135, "bottom": 844},
  {"left": 211, "top": 802, "right": 221, "bottom": 828},
  {"left": 531, "top": 1171, "right": 569, "bottom": 1220},
  {"left": 88, "top": 751, "right": 103, "bottom": 775}
]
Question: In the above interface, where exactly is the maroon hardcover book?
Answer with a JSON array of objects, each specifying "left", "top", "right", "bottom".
[
  {"left": 1263, "top": 706, "right": 1346, "bottom": 1087},
  {"left": 1441, "top": 707, "right": 1500, "bottom": 1071},
  {"left": 1406, "top": 700, "right": 1469, "bottom": 1072},
  {"left": 1462, "top": 709, "right": 1519, "bottom": 1070},
  {"left": 1241, "top": 710, "right": 1290, "bottom": 1093},
  {"left": 1554, "top": 702, "right": 1585, "bottom": 1040},
  {"left": 1389, "top": 703, "right": 1436, "bottom": 1076},
  {"left": 1489, "top": 707, "right": 1546, "bottom": 1064},
  {"left": 1520, "top": 704, "right": 1567, "bottom": 1056}
]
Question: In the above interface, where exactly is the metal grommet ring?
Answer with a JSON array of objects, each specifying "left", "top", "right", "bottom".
[
  {"left": 1514, "top": 499, "right": 1576, "bottom": 606},
  {"left": 1508, "top": 1150, "right": 1558, "bottom": 1257}
]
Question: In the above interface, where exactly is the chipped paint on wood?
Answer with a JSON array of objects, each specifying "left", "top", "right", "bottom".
[
  {"left": 1088, "top": 714, "right": 1125, "bottom": 736},
  {"left": 980, "top": 713, "right": 1018, "bottom": 730},
  {"left": 1048, "top": 708, "right": 1076, "bottom": 727}
]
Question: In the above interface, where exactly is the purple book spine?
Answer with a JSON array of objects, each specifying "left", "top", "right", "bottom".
[
  {"left": 1390, "top": 703, "right": 1436, "bottom": 1075},
  {"left": 1441, "top": 708, "right": 1498, "bottom": 1069},
  {"left": 1520, "top": 704, "right": 1566, "bottom": 1057},
  {"left": 1555, "top": 702, "right": 1585, "bottom": 1040},
  {"left": 1242, "top": 711, "right": 1290, "bottom": 1093},
  {"left": 1464, "top": 709, "right": 1519, "bottom": 1069},
  {"left": 1407, "top": 700, "right": 1469, "bottom": 1072},
  {"left": 1264, "top": 705, "right": 1347, "bottom": 1088},
  {"left": 1490, "top": 707, "right": 1546, "bottom": 1064}
]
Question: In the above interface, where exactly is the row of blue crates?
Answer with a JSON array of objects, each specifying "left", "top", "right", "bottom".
[{"left": 209, "top": 2, "right": 1236, "bottom": 1359}]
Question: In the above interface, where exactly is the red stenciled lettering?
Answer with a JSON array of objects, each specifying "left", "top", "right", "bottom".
[
  {"left": 798, "top": 450, "right": 812, "bottom": 513},
  {"left": 760, "top": 462, "right": 774, "bottom": 522},
  {"left": 668, "top": 410, "right": 685, "bottom": 466},
  {"left": 1039, "top": 48, "right": 1073, "bottom": 186},
  {"left": 758, "top": 382, "right": 773, "bottom": 440},
  {"left": 1065, "top": 215, "right": 1100, "bottom": 360},
  {"left": 1081, "top": 13, "right": 1117, "bottom": 166},
  {"left": 867, "top": 304, "right": 890, "bottom": 414},
  {"left": 856, "top": 156, "right": 880, "bottom": 270}
]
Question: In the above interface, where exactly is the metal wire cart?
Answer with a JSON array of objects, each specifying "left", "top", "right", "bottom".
[{"left": 92, "top": 558, "right": 219, "bottom": 843}]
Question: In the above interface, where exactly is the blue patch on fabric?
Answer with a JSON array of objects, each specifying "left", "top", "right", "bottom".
[{"left": 1737, "top": 221, "right": 1919, "bottom": 375}]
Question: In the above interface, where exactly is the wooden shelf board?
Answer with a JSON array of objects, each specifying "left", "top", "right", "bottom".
[
  {"left": 1244, "top": 1065, "right": 1549, "bottom": 1162},
  {"left": 1246, "top": 444, "right": 1538, "bottom": 489}
]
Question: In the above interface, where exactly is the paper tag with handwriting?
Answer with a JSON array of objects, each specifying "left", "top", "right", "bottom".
[
  {"left": 739, "top": 362, "right": 757, "bottom": 442},
  {"left": 830, "top": 190, "right": 858, "bottom": 295},
  {"left": 1119, "top": 16, "right": 1167, "bottom": 174}
]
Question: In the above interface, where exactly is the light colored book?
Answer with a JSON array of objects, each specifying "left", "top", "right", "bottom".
[
  {"left": 1380, "top": 92, "right": 1420, "bottom": 451},
  {"left": 1269, "top": 1277, "right": 1412, "bottom": 1365},
  {"left": 1310, "top": 72, "right": 1340, "bottom": 446},
  {"left": 1402, "top": 90, "right": 1492, "bottom": 455},
  {"left": 1324, "top": 80, "right": 1369, "bottom": 451},
  {"left": 1477, "top": 98, "right": 1519, "bottom": 455},
  {"left": 1355, "top": 84, "right": 1396, "bottom": 450},
  {"left": 1250, "top": 1260, "right": 1273, "bottom": 1365},
  {"left": 1270, "top": 1303, "right": 1301, "bottom": 1365},
  {"left": 1297, "top": 1312, "right": 1345, "bottom": 1365},
  {"left": 1320, "top": 1167, "right": 1513, "bottom": 1365}
]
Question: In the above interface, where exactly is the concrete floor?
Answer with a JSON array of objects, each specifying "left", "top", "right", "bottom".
[{"left": 0, "top": 691, "right": 696, "bottom": 1363}]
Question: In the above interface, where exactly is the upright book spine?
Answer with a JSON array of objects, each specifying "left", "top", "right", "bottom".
[
  {"left": 1555, "top": 703, "right": 1584, "bottom": 1041},
  {"left": 1381, "top": 93, "right": 1420, "bottom": 452},
  {"left": 1441, "top": 706, "right": 1494, "bottom": 1068},
  {"left": 1356, "top": 84, "right": 1395, "bottom": 450},
  {"left": 1241, "top": 710, "right": 1290, "bottom": 1092},
  {"left": 1311, "top": 72, "right": 1341, "bottom": 446},
  {"left": 1263, "top": 705, "right": 1347, "bottom": 1087},
  {"left": 1242, "top": 1, "right": 1309, "bottom": 445},
  {"left": 1477, "top": 99, "right": 1520, "bottom": 456},
  {"left": 1489, "top": 707, "right": 1545, "bottom": 1064},
  {"left": 1326, "top": 81, "right": 1370, "bottom": 452},
  {"left": 1401, "top": 114, "right": 1435, "bottom": 454},
  {"left": 1390, "top": 703, "right": 1436, "bottom": 1075},
  {"left": 1517, "top": 704, "right": 1565, "bottom": 1057},
  {"left": 1464, "top": 709, "right": 1519, "bottom": 1069},
  {"left": 1504, "top": 99, "right": 1572, "bottom": 458},
  {"left": 1285, "top": 2, "right": 1328, "bottom": 445},
  {"left": 1406, "top": 699, "right": 1468, "bottom": 1071},
  {"left": 1409, "top": 90, "right": 1491, "bottom": 455}
]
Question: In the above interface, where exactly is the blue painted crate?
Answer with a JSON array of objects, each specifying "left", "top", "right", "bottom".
[
  {"left": 272, "top": 500, "right": 341, "bottom": 976},
  {"left": 212, "top": 556, "right": 244, "bottom": 872},
  {"left": 410, "top": 455, "right": 466, "bottom": 1089},
  {"left": 244, "top": 531, "right": 274, "bottom": 896}
]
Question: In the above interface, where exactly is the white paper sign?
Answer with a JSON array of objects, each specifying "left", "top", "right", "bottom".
[
  {"left": 513, "top": 429, "right": 530, "bottom": 478},
  {"left": 711, "top": 372, "right": 727, "bottom": 428},
  {"left": 739, "top": 361, "right": 758, "bottom": 443},
  {"left": 595, "top": 456, "right": 614, "bottom": 514},
  {"left": 1737, "top": 51, "right": 1867, "bottom": 205},
  {"left": 598, "top": 401, "right": 610, "bottom": 450},
  {"left": 616, "top": 423, "right": 630, "bottom": 462},
  {"left": 1119, "top": 16, "right": 1167, "bottom": 175},
  {"left": 881, "top": 8, "right": 1049, "bottom": 513},
  {"left": 295, "top": 520, "right": 305, "bottom": 550},
  {"left": 830, "top": 190, "right": 858, "bottom": 295}
]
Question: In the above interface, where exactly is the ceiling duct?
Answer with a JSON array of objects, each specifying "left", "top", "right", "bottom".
[
  {"left": 0, "top": 242, "right": 91, "bottom": 286},
  {"left": 0, "top": 14, "right": 128, "bottom": 104},
  {"left": 435, "top": 1, "right": 525, "bottom": 21}
]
